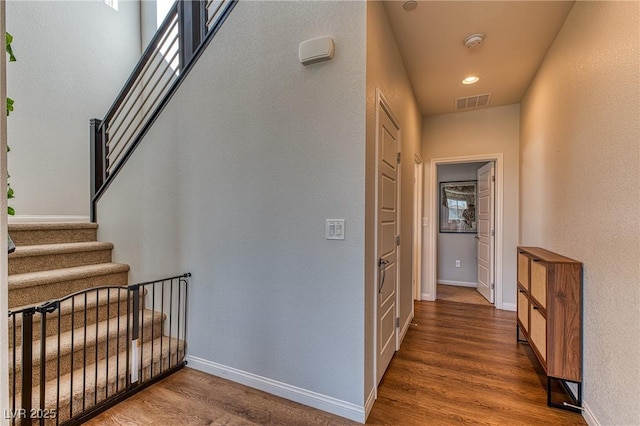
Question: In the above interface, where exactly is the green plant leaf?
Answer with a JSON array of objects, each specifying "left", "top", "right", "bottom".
[
  {"left": 8, "top": 206, "right": 15, "bottom": 216},
  {"left": 7, "top": 186, "right": 14, "bottom": 198},
  {"left": 6, "top": 32, "right": 16, "bottom": 62},
  {"left": 6, "top": 97, "right": 14, "bottom": 116}
]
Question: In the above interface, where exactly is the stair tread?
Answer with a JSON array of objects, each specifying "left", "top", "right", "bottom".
[
  {"left": 11, "top": 309, "right": 165, "bottom": 371},
  {"left": 8, "top": 241, "right": 113, "bottom": 259},
  {"left": 8, "top": 263, "right": 130, "bottom": 290},
  {"left": 8, "top": 222, "right": 98, "bottom": 232},
  {"left": 9, "top": 287, "right": 139, "bottom": 326},
  {"left": 16, "top": 335, "right": 185, "bottom": 410}
]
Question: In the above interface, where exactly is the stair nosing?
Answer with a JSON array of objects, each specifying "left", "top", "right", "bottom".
[
  {"left": 8, "top": 263, "right": 130, "bottom": 291},
  {"left": 8, "top": 222, "right": 98, "bottom": 231},
  {"left": 9, "top": 288, "right": 144, "bottom": 326},
  {"left": 16, "top": 336, "right": 185, "bottom": 410},
  {"left": 11, "top": 309, "right": 165, "bottom": 371},
  {"left": 8, "top": 241, "right": 114, "bottom": 259}
]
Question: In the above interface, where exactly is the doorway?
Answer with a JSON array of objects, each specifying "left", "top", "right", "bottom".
[{"left": 425, "top": 154, "right": 505, "bottom": 309}]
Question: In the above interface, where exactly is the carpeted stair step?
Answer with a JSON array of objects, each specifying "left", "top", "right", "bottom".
[
  {"left": 10, "top": 310, "right": 165, "bottom": 395},
  {"left": 8, "top": 263, "right": 130, "bottom": 308},
  {"left": 8, "top": 241, "right": 114, "bottom": 275},
  {"left": 8, "top": 222, "right": 98, "bottom": 246},
  {"left": 14, "top": 336, "right": 185, "bottom": 425},
  {"left": 8, "top": 288, "right": 146, "bottom": 348}
]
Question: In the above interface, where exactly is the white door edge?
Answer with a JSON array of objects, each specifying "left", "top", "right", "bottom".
[{"left": 413, "top": 157, "right": 423, "bottom": 302}]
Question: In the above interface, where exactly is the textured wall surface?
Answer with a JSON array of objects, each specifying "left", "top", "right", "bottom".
[
  {"left": 520, "top": 2, "right": 640, "bottom": 424},
  {"left": 6, "top": 1, "right": 141, "bottom": 217},
  {"left": 365, "top": 1, "right": 423, "bottom": 407},
  {"left": 422, "top": 105, "right": 520, "bottom": 307},
  {"left": 97, "top": 0, "right": 368, "bottom": 418}
]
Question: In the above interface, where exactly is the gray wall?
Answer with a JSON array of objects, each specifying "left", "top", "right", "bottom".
[
  {"left": 520, "top": 1, "right": 639, "bottom": 423},
  {"left": 437, "top": 162, "right": 487, "bottom": 285},
  {"left": 6, "top": 0, "right": 141, "bottom": 218},
  {"left": 97, "top": 1, "right": 367, "bottom": 420}
]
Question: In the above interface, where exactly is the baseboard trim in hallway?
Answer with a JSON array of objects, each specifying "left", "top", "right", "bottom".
[
  {"left": 582, "top": 402, "right": 601, "bottom": 426},
  {"left": 185, "top": 355, "right": 366, "bottom": 423}
]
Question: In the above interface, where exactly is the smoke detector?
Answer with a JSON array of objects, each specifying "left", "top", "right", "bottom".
[
  {"left": 403, "top": 1, "right": 417, "bottom": 11},
  {"left": 464, "top": 34, "right": 484, "bottom": 49}
]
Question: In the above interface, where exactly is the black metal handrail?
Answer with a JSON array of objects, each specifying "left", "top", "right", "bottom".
[
  {"left": 90, "top": 0, "right": 236, "bottom": 221},
  {"left": 7, "top": 273, "right": 190, "bottom": 426}
]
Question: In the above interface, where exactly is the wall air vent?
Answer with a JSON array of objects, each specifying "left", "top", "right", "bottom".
[{"left": 455, "top": 93, "right": 492, "bottom": 110}]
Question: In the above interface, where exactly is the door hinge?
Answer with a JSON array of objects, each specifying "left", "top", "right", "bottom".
[
  {"left": 491, "top": 229, "right": 495, "bottom": 237},
  {"left": 396, "top": 235, "right": 400, "bottom": 246},
  {"left": 397, "top": 152, "right": 401, "bottom": 164},
  {"left": 491, "top": 283, "right": 495, "bottom": 290},
  {"left": 395, "top": 317, "right": 400, "bottom": 328},
  {"left": 492, "top": 175, "right": 495, "bottom": 182}
]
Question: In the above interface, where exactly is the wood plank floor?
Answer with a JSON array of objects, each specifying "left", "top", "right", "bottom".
[
  {"left": 88, "top": 300, "right": 585, "bottom": 425},
  {"left": 436, "top": 284, "right": 492, "bottom": 306}
]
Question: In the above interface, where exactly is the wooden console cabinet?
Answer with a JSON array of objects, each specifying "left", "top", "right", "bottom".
[{"left": 516, "top": 247, "right": 583, "bottom": 411}]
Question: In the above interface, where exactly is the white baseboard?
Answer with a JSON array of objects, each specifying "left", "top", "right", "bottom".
[
  {"left": 437, "top": 280, "right": 477, "bottom": 288},
  {"left": 501, "top": 302, "right": 516, "bottom": 312},
  {"left": 8, "top": 215, "right": 90, "bottom": 223},
  {"left": 364, "top": 387, "right": 376, "bottom": 420},
  {"left": 398, "top": 313, "right": 413, "bottom": 346},
  {"left": 421, "top": 292, "right": 435, "bottom": 301},
  {"left": 185, "top": 355, "right": 365, "bottom": 423},
  {"left": 582, "top": 402, "right": 600, "bottom": 426}
]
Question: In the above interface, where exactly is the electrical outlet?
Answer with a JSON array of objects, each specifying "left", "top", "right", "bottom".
[{"left": 455, "top": 260, "right": 461, "bottom": 268}]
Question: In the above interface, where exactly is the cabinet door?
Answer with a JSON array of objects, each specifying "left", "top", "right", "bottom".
[
  {"left": 518, "top": 253, "right": 530, "bottom": 289},
  {"left": 530, "top": 305, "right": 547, "bottom": 363},
  {"left": 517, "top": 290, "right": 529, "bottom": 333},
  {"left": 530, "top": 260, "right": 547, "bottom": 309}
]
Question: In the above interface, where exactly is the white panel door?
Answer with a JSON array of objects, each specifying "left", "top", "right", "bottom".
[
  {"left": 476, "top": 162, "right": 495, "bottom": 303},
  {"left": 376, "top": 100, "right": 399, "bottom": 385}
]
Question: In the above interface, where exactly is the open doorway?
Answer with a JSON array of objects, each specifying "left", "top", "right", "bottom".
[
  {"left": 436, "top": 162, "right": 493, "bottom": 306},
  {"left": 425, "top": 154, "right": 505, "bottom": 309}
]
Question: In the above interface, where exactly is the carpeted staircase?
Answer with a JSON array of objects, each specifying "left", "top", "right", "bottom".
[{"left": 7, "top": 223, "right": 184, "bottom": 424}]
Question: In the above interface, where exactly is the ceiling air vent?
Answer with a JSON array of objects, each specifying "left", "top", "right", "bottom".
[{"left": 455, "top": 93, "right": 492, "bottom": 110}]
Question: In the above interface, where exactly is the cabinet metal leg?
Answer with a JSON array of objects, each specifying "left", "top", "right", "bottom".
[
  {"left": 547, "top": 377, "right": 583, "bottom": 412},
  {"left": 516, "top": 324, "right": 528, "bottom": 343}
]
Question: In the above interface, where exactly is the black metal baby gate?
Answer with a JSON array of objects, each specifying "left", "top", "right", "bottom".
[{"left": 7, "top": 273, "right": 190, "bottom": 425}]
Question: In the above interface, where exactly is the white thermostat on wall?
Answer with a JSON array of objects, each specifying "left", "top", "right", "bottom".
[{"left": 299, "top": 36, "right": 335, "bottom": 66}]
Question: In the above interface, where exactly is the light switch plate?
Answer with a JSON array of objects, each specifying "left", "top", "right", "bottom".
[{"left": 326, "top": 219, "right": 345, "bottom": 240}]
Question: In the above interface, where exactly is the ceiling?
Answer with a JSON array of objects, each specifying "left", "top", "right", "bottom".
[{"left": 383, "top": 1, "right": 575, "bottom": 116}]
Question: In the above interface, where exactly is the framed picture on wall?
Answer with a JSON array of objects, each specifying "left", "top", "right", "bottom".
[{"left": 439, "top": 181, "right": 477, "bottom": 233}]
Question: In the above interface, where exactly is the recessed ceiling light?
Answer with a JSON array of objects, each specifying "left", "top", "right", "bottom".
[
  {"left": 403, "top": 1, "right": 417, "bottom": 11},
  {"left": 462, "top": 76, "right": 480, "bottom": 85}
]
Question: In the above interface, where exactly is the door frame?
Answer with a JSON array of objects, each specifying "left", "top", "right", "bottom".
[
  {"left": 424, "top": 154, "right": 505, "bottom": 309},
  {"left": 373, "top": 88, "right": 401, "bottom": 389},
  {"left": 413, "top": 155, "right": 423, "bottom": 301}
]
